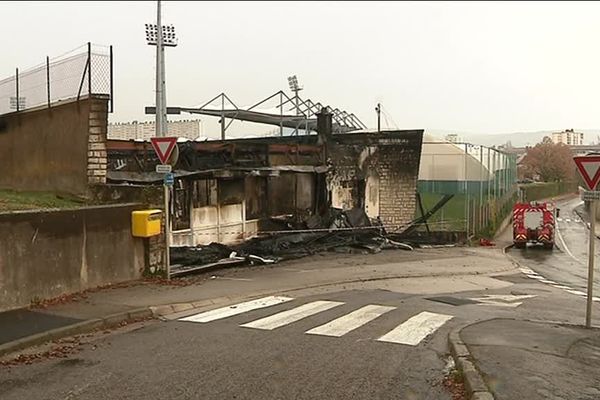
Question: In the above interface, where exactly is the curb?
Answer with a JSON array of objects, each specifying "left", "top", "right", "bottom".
[
  {"left": 0, "top": 307, "right": 153, "bottom": 359},
  {"left": 448, "top": 329, "right": 495, "bottom": 400}
]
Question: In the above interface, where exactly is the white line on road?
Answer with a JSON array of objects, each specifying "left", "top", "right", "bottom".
[
  {"left": 555, "top": 220, "right": 581, "bottom": 263},
  {"left": 539, "top": 279, "right": 558, "bottom": 284},
  {"left": 566, "top": 289, "right": 587, "bottom": 296},
  {"left": 377, "top": 311, "right": 453, "bottom": 346},
  {"left": 519, "top": 267, "right": 535, "bottom": 274},
  {"left": 526, "top": 274, "right": 545, "bottom": 280},
  {"left": 179, "top": 296, "right": 294, "bottom": 323},
  {"left": 241, "top": 300, "right": 344, "bottom": 330},
  {"left": 306, "top": 305, "right": 395, "bottom": 337},
  {"left": 552, "top": 284, "right": 573, "bottom": 290},
  {"left": 218, "top": 277, "right": 254, "bottom": 282}
]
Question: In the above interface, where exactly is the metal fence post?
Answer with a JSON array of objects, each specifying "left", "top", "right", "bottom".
[
  {"left": 87, "top": 42, "right": 92, "bottom": 96},
  {"left": 464, "top": 143, "right": 469, "bottom": 237},
  {"left": 15, "top": 68, "right": 19, "bottom": 112},
  {"left": 109, "top": 45, "right": 114, "bottom": 112},
  {"left": 46, "top": 56, "right": 51, "bottom": 108}
]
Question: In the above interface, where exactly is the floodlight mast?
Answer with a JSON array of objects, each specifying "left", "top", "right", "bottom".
[
  {"left": 145, "top": 0, "right": 178, "bottom": 138},
  {"left": 288, "top": 75, "right": 303, "bottom": 134}
]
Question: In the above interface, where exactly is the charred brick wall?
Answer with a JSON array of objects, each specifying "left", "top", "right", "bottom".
[{"left": 328, "top": 130, "right": 423, "bottom": 228}]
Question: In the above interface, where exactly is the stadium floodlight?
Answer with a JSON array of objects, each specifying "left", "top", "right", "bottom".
[
  {"left": 287, "top": 75, "right": 302, "bottom": 92},
  {"left": 145, "top": 24, "right": 178, "bottom": 47},
  {"left": 287, "top": 75, "right": 303, "bottom": 118}
]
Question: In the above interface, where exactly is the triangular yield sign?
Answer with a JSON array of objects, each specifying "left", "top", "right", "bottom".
[
  {"left": 573, "top": 155, "right": 600, "bottom": 190},
  {"left": 150, "top": 137, "right": 178, "bottom": 164}
]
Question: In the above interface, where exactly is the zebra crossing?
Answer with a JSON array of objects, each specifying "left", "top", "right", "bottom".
[{"left": 179, "top": 296, "right": 453, "bottom": 346}]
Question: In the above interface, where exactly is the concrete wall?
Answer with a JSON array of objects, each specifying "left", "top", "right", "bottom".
[
  {"left": 0, "top": 204, "right": 145, "bottom": 311},
  {"left": 0, "top": 96, "right": 109, "bottom": 195}
]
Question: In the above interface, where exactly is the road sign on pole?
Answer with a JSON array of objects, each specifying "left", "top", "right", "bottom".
[
  {"left": 164, "top": 172, "right": 174, "bottom": 186},
  {"left": 150, "top": 136, "right": 178, "bottom": 280},
  {"left": 574, "top": 155, "right": 600, "bottom": 190},
  {"left": 150, "top": 137, "right": 178, "bottom": 165},
  {"left": 574, "top": 155, "right": 598, "bottom": 328},
  {"left": 581, "top": 191, "right": 600, "bottom": 202},
  {"left": 155, "top": 164, "right": 172, "bottom": 173}
]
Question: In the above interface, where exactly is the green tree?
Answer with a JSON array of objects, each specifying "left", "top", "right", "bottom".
[{"left": 520, "top": 137, "right": 575, "bottom": 182}]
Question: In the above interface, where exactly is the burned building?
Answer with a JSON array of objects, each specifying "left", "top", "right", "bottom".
[{"left": 106, "top": 111, "right": 423, "bottom": 246}]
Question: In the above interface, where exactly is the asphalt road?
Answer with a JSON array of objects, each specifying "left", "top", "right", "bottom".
[
  {"left": 0, "top": 268, "right": 586, "bottom": 400},
  {"left": 508, "top": 197, "right": 600, "bottom": 292}
]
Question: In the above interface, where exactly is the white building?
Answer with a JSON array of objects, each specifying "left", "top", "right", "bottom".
[
  {"left": 108, "top": 119, "right": 203, "bottom": 141},
  {"left": 551, "top": 129, "right": 583, "bottom": 146}
]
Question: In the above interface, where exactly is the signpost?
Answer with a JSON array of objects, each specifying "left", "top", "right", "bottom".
[
  {"left": 151, "top": 137, "right": 178, "bottom": 279},
  {"left": 573, "top": 155, "right": 600, "bottom": 328}
]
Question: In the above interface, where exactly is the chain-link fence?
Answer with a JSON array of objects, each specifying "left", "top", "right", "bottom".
[
  {"left": 416, "top": 142, "right": 518, "bottom": 237},
  {"left": 0, "top": 43, "right": 113, "bottom": 116}
]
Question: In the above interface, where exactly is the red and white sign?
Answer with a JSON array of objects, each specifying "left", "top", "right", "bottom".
[
  {"left": 150, "top": 137, "right": 178, "bottom": 165},
  {"left": 574, "top": 155, "right": 600, "bottom": 190}
]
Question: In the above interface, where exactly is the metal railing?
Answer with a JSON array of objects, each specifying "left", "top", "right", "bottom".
[{"left": 0, "top": 42, "right": 113, "bottom": 116}]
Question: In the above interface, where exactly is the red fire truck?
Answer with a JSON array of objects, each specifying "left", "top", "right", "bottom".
[{"left": 512, "top": 202, "right": 557, "bottom": 249}]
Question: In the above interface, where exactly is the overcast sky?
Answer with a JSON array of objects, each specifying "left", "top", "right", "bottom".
[{"left": 2, "top": 1, "right": 600, "bottom": 137}]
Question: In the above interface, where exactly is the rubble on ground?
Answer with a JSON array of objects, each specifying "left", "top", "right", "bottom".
[{"left": 169, "top": 207, "right": 436, "bottom": 277}]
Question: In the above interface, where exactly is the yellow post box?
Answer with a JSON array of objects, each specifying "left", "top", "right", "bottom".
[{"left": 131, "top": 209, "right": 163, "bottom": 238}]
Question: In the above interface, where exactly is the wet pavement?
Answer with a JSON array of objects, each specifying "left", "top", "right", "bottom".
[{"left": 507, "top": 196, "right": 600, "bottom": 292}]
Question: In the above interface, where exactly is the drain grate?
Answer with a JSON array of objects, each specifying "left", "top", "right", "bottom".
[{"left": 426, "top": 296, "right": 479, "bottom": 306}]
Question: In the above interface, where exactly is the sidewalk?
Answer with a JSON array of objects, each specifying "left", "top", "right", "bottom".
[
  {"left": 454, "top": 318, "right": 600, "bottom": 400},
  {"left": 0, "top": 246, "right": 514, "bottom": 356}
]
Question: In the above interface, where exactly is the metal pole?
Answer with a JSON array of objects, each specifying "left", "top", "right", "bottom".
[
  {"left": 586, "top": 200, "right": 595, "bottom": 327},
  {"left": 376, "top": 103, "right": 381, "bottom": 133},
  {"left": 479, "top": 146, "right": 484, "bottom": 233},
  {"left": 294, "top": 90, "right": 299, "bottom": 136},
  {"left": 487, "top": 147, "right": 491, "bottom": 225},
  {"left": 87, "top": 42, "right": 92, "bottom": 95},
  {"left": 155, "top": 0, "right": 164, "bottom": 137},
  {"left": 279, "top": 93, "right": 285, "bottom": 136},
  {"left": 465, "top": 143, "right": 469, "bottom": 237},
  {"left": 109, "top": 45, "right": 114, "bottom": 113},
  {"left": 46, "top": 56, "right": 51, "bottom": 108},
  {"left": 221, "top": 95, "right": 225, "bottom": 140},
  {"left": 164, "top": 183, "right": 171, "bottom": 279},
  {"left": 15, "top": 68, "right": 19, "bottom": 112}
]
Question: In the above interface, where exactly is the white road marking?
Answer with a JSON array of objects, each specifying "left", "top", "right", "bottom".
[
  {"left": 306, "top": 305, "right": 395, "bottom": 337},
  {"left": 557, "top": 217, "right": 563, "bottom": 222},
  {"left": 566, "top": 218, "right": 572, "bottom": 223},
  {"left": 218, "top": 277, "right": 253, "bottom": 282},
  {"left": 526, "top": 274, "right": 545, "bottom": 280},
  {"left": 519, "top": 267, "right": 535, "bottom": 274},
  {"left": 594, "top": 297, "right": 600, "bottom": 302},
  {"left": 241, "top": 300, "right": 344, "bottom": 330},
  {"left": 566, "top": 289, "right": 587, "bottom": 296},
  {"left": 539, "top": 279, "right": 558, "bottom": 284},
  {"left": 179, "top": 296, "right": 294, "bottom": 323},
  {"left": 377, "top": 311, "right": 453, "bottom": 346},
  {"left": 552, "top": 284, "right": 573, "bottom": 290},
  {"left": 469, "top": 294, "right": 536, "bottom": 308},
  {"left": 555, "top": 221, "right": 581, "bottom": 263}
]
